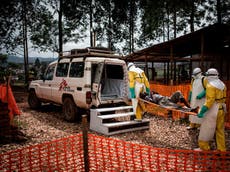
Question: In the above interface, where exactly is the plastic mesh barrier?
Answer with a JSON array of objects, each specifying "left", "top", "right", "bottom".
[
  {"left": 0, "top": 135, "right": 84, "bottom": 171},
  {"left": 1, "top": 134, "right": 229, "bottom": 171}
]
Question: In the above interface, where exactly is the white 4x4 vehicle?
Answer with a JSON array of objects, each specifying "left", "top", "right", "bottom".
[{"left": 28, "top": 47, "right": 130, "bottom": 122}]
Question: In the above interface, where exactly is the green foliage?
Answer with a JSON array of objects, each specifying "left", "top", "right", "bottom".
[
  {"left": 0, "top": 0, "right": 56, "bottom": 53},
  {"left": 0, "top": 0, "right": 229, "bottom": 56},
  {"left": 0, "top": 54, "right": 10, "bottom": 81},
  {"left": 35, "top": 58, "right": 41, "bottom": 68}
]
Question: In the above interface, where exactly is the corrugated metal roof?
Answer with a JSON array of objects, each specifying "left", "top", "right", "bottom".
[{"left": 124, "top": 23, "right": 230, "bottom": 63}]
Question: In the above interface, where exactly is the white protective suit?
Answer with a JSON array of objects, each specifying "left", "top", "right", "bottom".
[
  {"left": 188, "top": 70, "right": 207, "bottom": 127},
  {"left": 190, "top": 73, "right": 206, "bottom": 109}
]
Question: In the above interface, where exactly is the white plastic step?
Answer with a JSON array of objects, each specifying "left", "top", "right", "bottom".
[
  {"left": 90, "top": 106, "right": 150, "bottom": 135},
  {"left": 98, "top": 112, "right": 135, "bottom": 119},
  {"left": 106, "top": 126, "right": 149, "bottom": 135},
  {"left": 95, "top": 106, "right": 133, "bottom": 113},
  {"left": 103, "top": 119, "right": 149, "bottom": 127}
]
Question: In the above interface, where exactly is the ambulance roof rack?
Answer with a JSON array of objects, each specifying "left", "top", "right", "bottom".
[{"left": 59, "top": 47, "right": 122, "bottom": 59}]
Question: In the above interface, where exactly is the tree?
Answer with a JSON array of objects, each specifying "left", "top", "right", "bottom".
[
  {"left": 0, "top": 0, "right": 55, "bottom": 85},
  {"left": 221, "top": 0, "right": 230, "bottom": 24},
  {"left": 138, "top": 0, "right": 166, "bottom": 47},
  {"left": 0, "top": 54, "right": 8, "bottom": 78},
  {"left": 8, "top": 62, "right": 20, "bottom": 76},
  {"left": 35, "top": 58, "right": 41, "bottom": 69},
  {"left": 0, "top": 0, "right": 54, "bottom": 54},
  {"left": 1, "top": 0, "right": 228, "bottom": 59}
]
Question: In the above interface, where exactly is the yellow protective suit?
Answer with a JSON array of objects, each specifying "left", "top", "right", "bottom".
[
  {"left": 198, "top": 76, "right": 226, "bottom": 151},
  {"left": 128, "top": 64, "right": 150, "bottom": 120}
]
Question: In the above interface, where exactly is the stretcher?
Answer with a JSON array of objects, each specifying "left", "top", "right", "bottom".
[{"left": 139, "top": 98, "right": 197, "bottom": 120}]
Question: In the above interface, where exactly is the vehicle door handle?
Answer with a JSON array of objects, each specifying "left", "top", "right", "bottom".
[{"left": 77, "top": 87, "right": 82, "bottom": 91}]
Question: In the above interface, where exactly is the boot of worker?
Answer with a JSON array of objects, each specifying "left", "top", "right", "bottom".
[
  {"left": 197, "top": 140, "right": 210, "bottom": 151},
  {"left": 180, "top": 97, "right": 190, "bottom": 108},
  {"left": 134, "top": 105, "right": 143, "bottom": 122}
]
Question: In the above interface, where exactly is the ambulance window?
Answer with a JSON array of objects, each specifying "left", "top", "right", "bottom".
[
  {"left": 45, "top": 64, "right": 55, "bottom": 80},
  {"left": 106, "top": 64, "right": 124, "bottom": 79},
  {"left": 69, "top": 62, "right": 84, "bottom": 77},
  {"left": 56, "top": 63, "right": 69, "bottom": 77}
]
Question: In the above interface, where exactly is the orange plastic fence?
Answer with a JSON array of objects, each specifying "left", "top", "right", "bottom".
[
  {"left": 148, "top": 83, "right": 191, "bottom": 120},
  {"left": 0, "top": 84, "right": 21, "bottom": 122},
  {"left": 149, "top": 83, "right": 230, "bottom": 126},
  {"left": 0, "top": 134, "right": 229, "bottom": 171},
  {"left": 0, "top": 135, "right": 84, "bottom": 171}
]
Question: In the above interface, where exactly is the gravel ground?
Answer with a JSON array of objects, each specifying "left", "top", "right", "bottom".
[{"left": 0, "top": 90, "right": 229, "bottom": 154}]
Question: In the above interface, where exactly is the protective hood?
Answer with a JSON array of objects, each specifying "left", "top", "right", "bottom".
[
  {"left": 193, "top": 72, "right": 202, "bottom": 79},
  {"left": 129, "top": 66, "right": 144, "bottom": 74},
  {"left": 207, "top": 76, "right": 225, "bottom": 90}
]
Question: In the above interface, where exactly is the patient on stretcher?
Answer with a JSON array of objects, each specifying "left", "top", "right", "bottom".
[{"left": 140, "top": 90, "right": 198, "bottom": 112}]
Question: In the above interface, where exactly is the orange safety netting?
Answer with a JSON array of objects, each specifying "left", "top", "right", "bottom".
[
  {"left": 149, "top": 83, "right": 230, "bottom": 127},
  {"left": 0, "top": 134, "right": 229, "bottom": 171},
  {"left": 0, "top": 84, "right": 21, "bottom": 121}
]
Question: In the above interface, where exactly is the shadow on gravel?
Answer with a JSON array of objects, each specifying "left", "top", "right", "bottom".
[{"left": 37, "top": 104, "right": 62, "bottom": 113}]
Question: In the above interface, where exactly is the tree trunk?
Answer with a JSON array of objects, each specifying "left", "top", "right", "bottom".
[
  {"left": 190, "top": 2, "right": 195, "bottom": 32},
  {"left": 173, "top": 9, "right": 177, "bottom": 39},
  {"left": 22, "top": 1, "right": 29, "bottom": 88},
  {"left": 108, "top": 0, "right": 112, "bottom": 49},
  {"left": 58, "top": 0, "right": 63, "bottom": 54},
  {"left": 129, "top": 0, "right": 134, "bottom": 53},
  {"left": 90, "top": 0, "right": 93, "bottom": 47},
  {"left": 217, "top": 0, "right": 222, "bottom": 24}
]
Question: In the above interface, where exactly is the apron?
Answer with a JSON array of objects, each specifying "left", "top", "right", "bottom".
[
  {"left": 190, "top": 78, "right": 205, "bottom": 109},
  {"left": 131, "top": 81, "right": 145, "bottom": 114},
  {"left": 198, "top": 102, "right": 219, "bottom": 141}
]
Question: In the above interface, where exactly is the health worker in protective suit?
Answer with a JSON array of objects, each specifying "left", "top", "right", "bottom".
[
  {"left": 195, "top": 68, "right": 227, "bottom": 151},
  {"left": 128, "top": 63, "right": 150, "bottom": 121},
  {"left": 187, "top": 67, "right": 208, "bottom": 130}
]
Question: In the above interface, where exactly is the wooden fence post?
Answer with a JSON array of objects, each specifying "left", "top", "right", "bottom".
[{"left": 82, "top": 114, "right": 89, "bottom": 172}]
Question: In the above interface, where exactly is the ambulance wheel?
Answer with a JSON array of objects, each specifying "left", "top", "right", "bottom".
[
  {"left": 63, "top": 97, "right": 77, "bottom": 122},
  {"left": 28, "top": 90, "right": 41, "bottom": 109}
]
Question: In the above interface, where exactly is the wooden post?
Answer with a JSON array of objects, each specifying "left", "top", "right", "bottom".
[
  {"left": 200, "top": 33, "right": 204, "bottom": 71},
  {"left": 170, "top": 45, "right": 174, "bottom": 85},
  {"left": 82, "top": 115, "right": 89, "bottom": 172}
]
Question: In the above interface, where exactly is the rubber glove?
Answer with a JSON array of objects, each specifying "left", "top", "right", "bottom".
[
  {"left": 196, "top": 90, "right": 206, "bottom": 99},
  {"left": 197, "top": 105, "right": 208, "bottom": 118},
  {"left": 146, "top": 87, "right": 150, "bottom": 95},
  {"left": 129, "top": 87, "right": 136, "bottom": 98},
  {"left": 188, "top": 91, "right": 192, "bottom": 103}
]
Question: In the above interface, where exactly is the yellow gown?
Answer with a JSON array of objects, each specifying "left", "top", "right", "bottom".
[{"left": 128, "top": 65, "right": 150, "bottom": 120}]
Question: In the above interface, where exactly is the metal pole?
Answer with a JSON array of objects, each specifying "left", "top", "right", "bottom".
[{"left": 82, "top": 115, "right": 89, "bottom": 172}]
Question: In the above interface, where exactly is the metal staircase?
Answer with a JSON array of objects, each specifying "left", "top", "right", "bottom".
[{"left": 90, "top": 105, "right": 150, "bottom": 135}]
